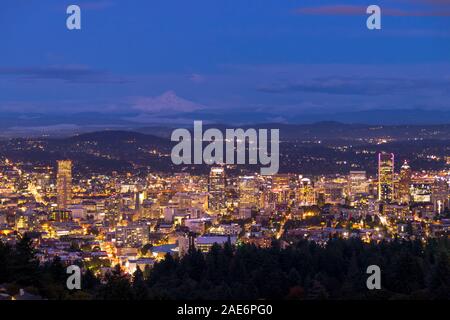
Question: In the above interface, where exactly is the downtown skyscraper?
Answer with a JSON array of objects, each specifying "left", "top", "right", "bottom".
[
  {"left": 208, "top": 167, "right": 226, "bottom": 213},
  {"left": 378, "top": 153, "right": 395, "bottom": 202},
  {"left": 57, "top": 160, "right": 72, "bottom": 210},
  {"left": 398, "top": 160, "right": 412, "bottom": 204}
]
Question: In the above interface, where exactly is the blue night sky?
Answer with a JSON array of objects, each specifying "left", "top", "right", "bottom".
[{"left": 1, "top": 0, "right": 450, "bottom": 125}]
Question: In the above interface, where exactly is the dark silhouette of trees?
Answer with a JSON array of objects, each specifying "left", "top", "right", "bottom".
[
  {"left": 132, "top": 267, "right": 149, "bottom": 300},
  {"left": 0, "top": 235, "right": 448, "bottom": 300},
  {"left": 95, "top": 264, "right": 134, "bottom": 300},
  {"left": 138, "top": 238, "right": 449, "bottom": 300},
  {"left": 11, "top": 235, "right": 40, "bottom": 285}
]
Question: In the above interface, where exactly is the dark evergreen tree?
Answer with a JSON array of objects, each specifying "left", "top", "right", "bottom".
[{"left": 132, "top": 267, "right": 149, "bottom": 300}]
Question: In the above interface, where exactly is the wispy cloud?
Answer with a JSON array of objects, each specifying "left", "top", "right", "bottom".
[
  {"left": 258, "top": 76, "right": 450, "bottom": 96},
  {"left": 294, "top": 4, "right": 450, "bottom": 17},
  {"left": 77, "top": 0, "right": 115, "bottom": 11},
  {"left": 414, "top": 0, "right": 450, "bottom": 5},
  {"left": 189, "top": 73, "right": 206, "bottom": 84},
  {"left": 295, "top": 5, "right": 366, "bottom": 16},
  {"left": 0, "top": 65, "right": 129, "bottom": 84}
]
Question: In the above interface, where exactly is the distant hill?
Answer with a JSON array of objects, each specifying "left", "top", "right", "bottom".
[
  {"left": 294, "top": 109, "right": 450, "bottom": 125},
  {"left": 1, "top": 109, "right": 450, "bottom": 139},
  {"left": 137, "top": 121, "right": 450, "bottom": 141},
  {"left": 0, "top": 128, "right": 448, "bottom": 175},
  {"left": 67, "top": 130, "right": 169, "bottom": 147},
  {"left": 0, "top": 130, "right": 173, "bottom": 174}
]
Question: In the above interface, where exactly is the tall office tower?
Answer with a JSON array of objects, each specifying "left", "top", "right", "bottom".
[
  {"left": 271, "top": 174, "right": 293, "bottom": 205},
  {"left": 134, "top": 185, "right": 147, "bottom": 212},
  {"left": 431, "top": 178, "right": 449, "bottom": 214},
  {"left": 57, "top": 160, "right": 72, "bottom": 210},
  {"left": 238, "top": 176, "right": 259, "bottom": 209},
  {"left": 298, "top": 177, "right": 315, "bottom": 206},
  {"left": 347, "top": 171, "right": 369, "bottom": 197},
  {"left": 378, "top": 153, "right": 395, "bottom": 202},
  {"left": 208, "top": 167, "right": 226, "bottom": 212},
  {"left": 398, "top": 160, "right": 412, "bottom": 204}
]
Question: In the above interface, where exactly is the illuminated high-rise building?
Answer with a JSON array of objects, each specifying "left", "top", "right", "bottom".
[
  {"left": 271, "top": 174, "right": 294, "bottom": 205},
  {"left": 57, "top": 160, "right": 72, "bottom": 210},
  {"left": 208, "top": 167, "right": 226, "bottom": 212},
  {"left": 431, "top": 178, "right": 449, "bottom": 214},
  {"left": 238, "top": 176, "right": 259, "bottom": 209},
  {"left": 298, "top": 177, "right": 315, "bottom": 206},
  {"left": 347, "top": 171, "right": 369, "bottom": 198},
  {"left": 378, "top": 153, "right": 394, "bottom": 202},
  {"left": 411, "top": 183, "right": 432, "bottom": 203},
  {"left": 398, "top": 160, "right": 412, "bottom": 204}
]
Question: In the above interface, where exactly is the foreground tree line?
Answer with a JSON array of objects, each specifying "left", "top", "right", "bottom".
[{"left": 0, "top": 236, "right": 449, "bottom": 300}]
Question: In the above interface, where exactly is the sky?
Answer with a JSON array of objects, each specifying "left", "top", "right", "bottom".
[{"left": 1, "top": 0, "right": 450, "bottom": 125}]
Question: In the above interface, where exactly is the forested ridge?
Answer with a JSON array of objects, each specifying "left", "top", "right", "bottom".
[{"left": 0, "top": 236, "right": 449, "bottom": 300}]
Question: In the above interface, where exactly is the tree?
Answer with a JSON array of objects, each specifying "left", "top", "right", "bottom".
[
  {"left": 96, "top": 265, "right": 134, "bottom": 300},
  {"left": 49, "top": 256, "right": 66, "bottom": 283},
  {"left": 0, "top": 241, "right": 12, "bottom": 283},
  {"left": 287, "top": 268, "right": 301, "bottom": 286},
  {"left": 428, "top": 251, "right": 450, "bottom": 299},
  {"left": 140, "top": 244, "right": 153, "bottom": 256},
  {"left": 12, "top": 234, "right": 39, "bottom": 285},
  {"left": 132, "top": 267, "right": 149, "bottom": 300},
  {"left": 83, "top": 268, "right": 100, "bottom": 290},
  {"left": 307, "top": 279, "right": 329, "bottom": 300}
]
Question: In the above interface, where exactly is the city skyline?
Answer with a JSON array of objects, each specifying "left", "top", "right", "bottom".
[
  {"left": 0, "top": 144, "right": 448, "bottom": 300},
  {"left": 0, "top": 0, "right": 449, "bottom": 304}
]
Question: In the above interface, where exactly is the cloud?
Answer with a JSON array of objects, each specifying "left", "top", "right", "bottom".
[
  {"left": 258, "top": 76, "right": 450, "bottom": 96},
  {"left": 0, "top": 65, "right": 129, "bottom": 84},
  {"left": 414, "top": 0, "right": 450, "bottom": 5},
  {"left": 130, "top": 90, "right": 206, "bottom": 113},
  {"left": 8, "top": 124, "right": 81, "bottom": 132},
  {"left": 383, "top": 28, "right": 450, "bottom": 38},
  {"left": 189, "top": 73, "right": 206, "bottom": 83},
  {"left": 77, "top": 0, "right": 115, "bottom": 11},
  {"left": 295, "top": 5, "right": 366, "bottom": 16},
  {"left": 294, "top": 5, "right": 450, "bottom": 17},
  {"left": 385, "top": 8, "right": 450, "bottom": 16}
]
